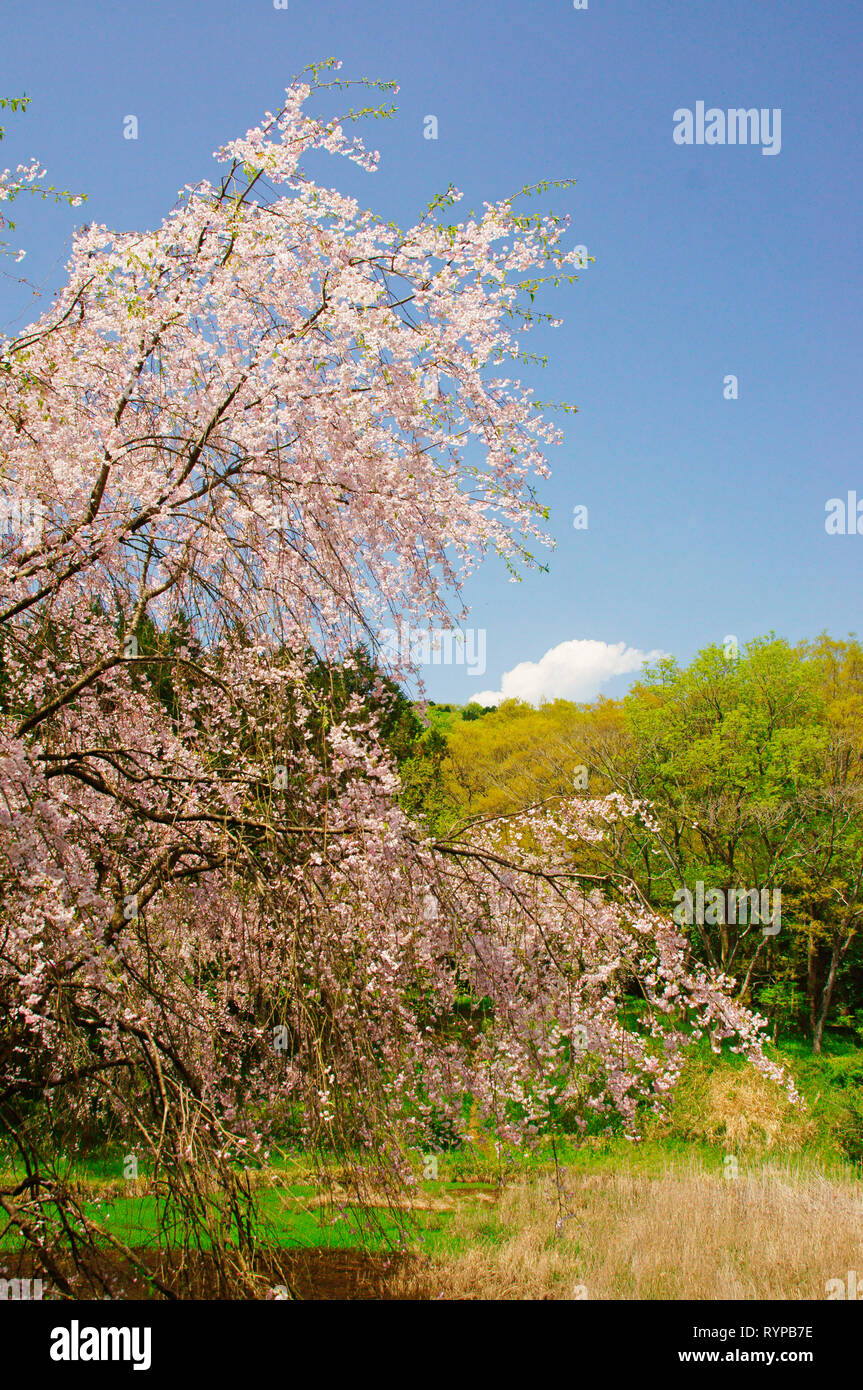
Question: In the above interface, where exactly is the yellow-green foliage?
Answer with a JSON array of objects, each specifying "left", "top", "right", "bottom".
[{"left": 441, "top": 696, "right": 625, "bottom": 819}]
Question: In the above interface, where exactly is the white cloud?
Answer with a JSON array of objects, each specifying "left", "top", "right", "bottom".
[{"left": 471, "top": 638, "right": 665, "bottom": 707}]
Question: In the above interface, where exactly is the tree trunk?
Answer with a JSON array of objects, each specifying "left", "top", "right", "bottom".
[
  {"left": 812, "top": 931, "right": 842, "bottom": 1054},
  {"left": 807, "top": 928, "right": 819, "bottom": 1038},
  {"left": 738, "top": 936, "right": 766, "bottom": 1003}
]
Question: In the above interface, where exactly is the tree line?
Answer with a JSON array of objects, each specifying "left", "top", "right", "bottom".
[{"left": 405, "top": 635, "right": 863, "bottom": 1052}]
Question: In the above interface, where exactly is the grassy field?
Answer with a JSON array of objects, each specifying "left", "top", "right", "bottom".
[{"left": 3, "top": 1038, "right": 862, "bottom": 1298}]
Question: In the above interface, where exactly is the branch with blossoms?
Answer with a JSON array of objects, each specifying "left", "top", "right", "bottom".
[{"left": 0, "top": 97, "right": 86, "bottom": 273}]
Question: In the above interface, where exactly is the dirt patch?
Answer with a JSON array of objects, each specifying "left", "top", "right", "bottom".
[
  {"left": 1, "top": 1245, "right": 426, "bottom": 1301},
  {"left": 300, "top": 1183, "right": 497, "bottom": 1214}
]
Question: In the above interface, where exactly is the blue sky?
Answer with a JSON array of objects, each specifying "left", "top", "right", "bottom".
[{"left": 1, "top": 0, "right": 860, "bottom": 702}]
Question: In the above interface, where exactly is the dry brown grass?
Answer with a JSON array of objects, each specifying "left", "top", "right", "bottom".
[
  {"left": 648, "top": 1058, "right": 820, "bottom": 1154},
  {"left": 398, "top": 1164, "right": 863, "bottom": 1300}
]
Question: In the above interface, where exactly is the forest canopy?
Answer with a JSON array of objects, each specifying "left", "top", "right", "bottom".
[{"left": 427, "top": 634, "right": 863, "bottom": 1052}]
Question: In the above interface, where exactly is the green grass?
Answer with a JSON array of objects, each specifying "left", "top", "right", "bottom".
[
  {"left": 0, "top": 1180, "right": 462, "bottom": 1255},
  {"left": 3, "top": 1039, "right": 861, "bottom": 1261}
]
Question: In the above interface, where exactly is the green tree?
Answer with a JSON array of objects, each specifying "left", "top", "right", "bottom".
[{"left": 596, "top": 635, "right": 863, "bottom": 1050}]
